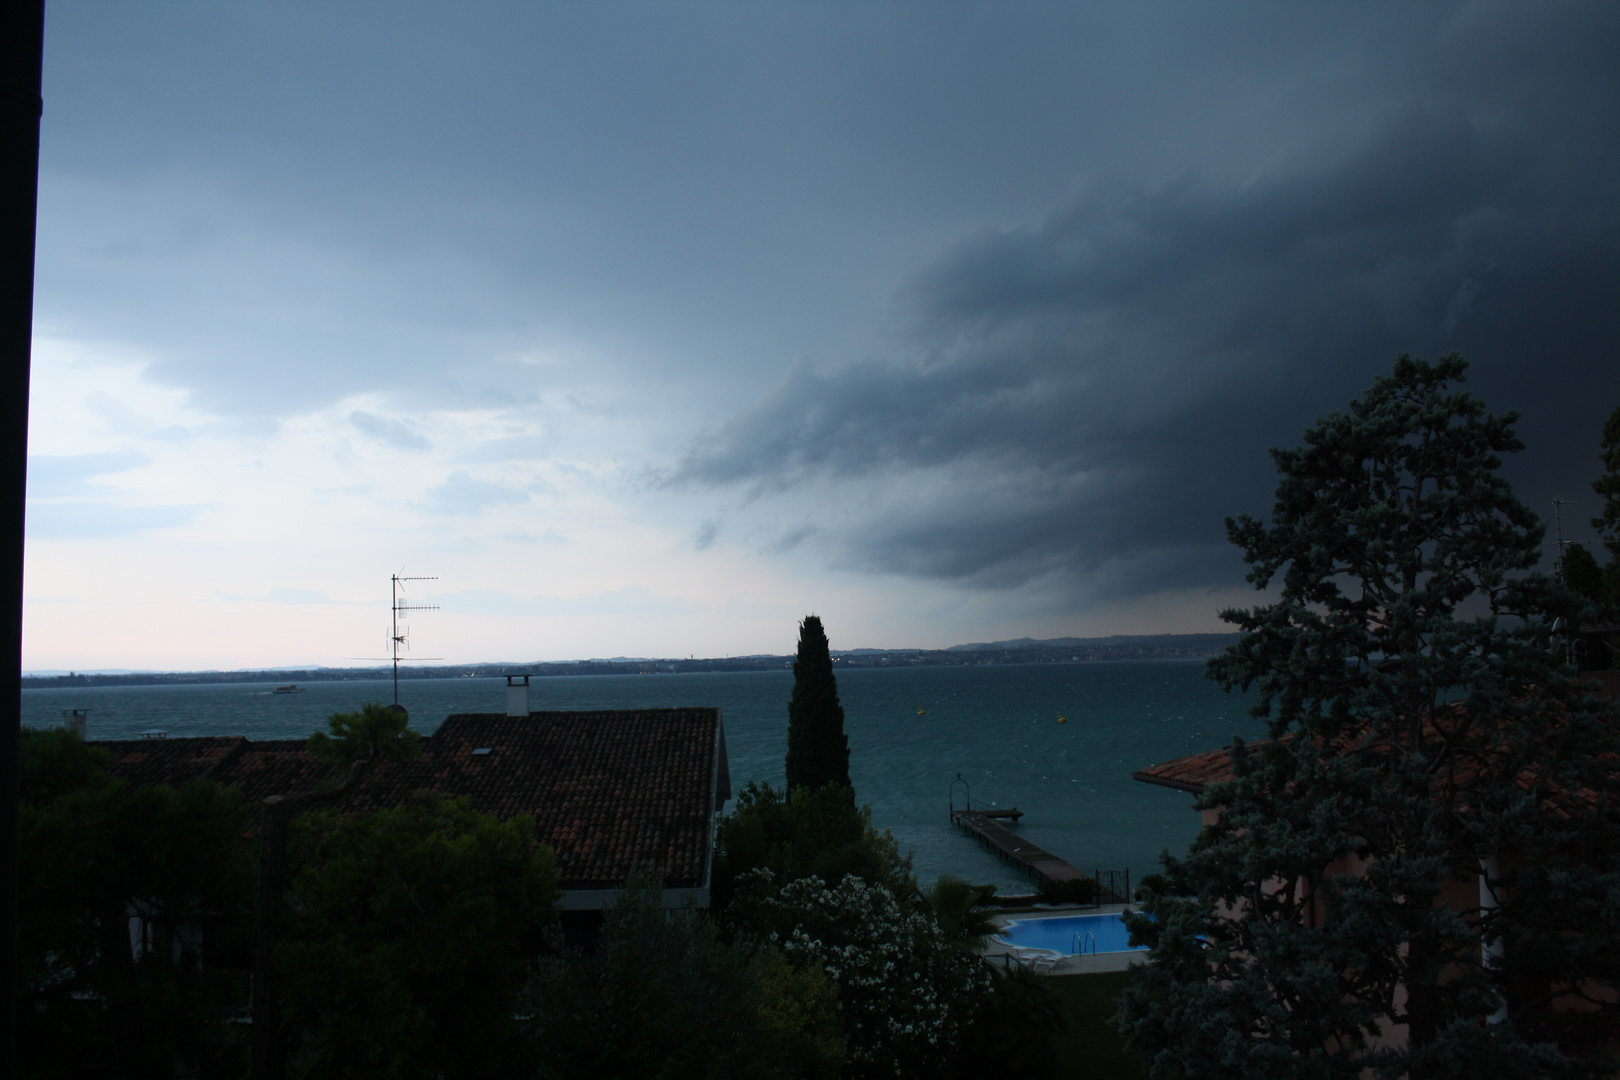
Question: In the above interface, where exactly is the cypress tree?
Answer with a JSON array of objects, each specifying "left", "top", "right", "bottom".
[{"left": 784, "top": 615, "right": 851, "bottom": 793}]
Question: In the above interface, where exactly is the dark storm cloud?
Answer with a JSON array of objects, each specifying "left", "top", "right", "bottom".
[
  {"left": 37, "top": 1, "right": 1620, "bottom": 616},
  {"left": 30, "top": 3, "right": 1435, "bottom": 421},
  {"left": 675, "top": 7, "right": 1620, "bottom": 596}
]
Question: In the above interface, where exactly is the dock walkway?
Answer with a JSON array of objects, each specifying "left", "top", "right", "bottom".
[{"left": 950, "top": 810, "right": 1087, "bottom": 885}]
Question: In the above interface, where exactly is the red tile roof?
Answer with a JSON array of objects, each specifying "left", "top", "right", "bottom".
[
  {"left": 212, "top": 739, "right": 335, "bottom": 805},
  {"left": 1134, "top": 689, "right": 1618, "bottom": 822},
  {"left": 92, "top": 735, "right": 249, "bottom": 787},
  {"left": 1132, "top": 744, "right": 1237, "bottom": 795},
  {"left": 96, "top": 709, "right": 728, "bottom": 892}
]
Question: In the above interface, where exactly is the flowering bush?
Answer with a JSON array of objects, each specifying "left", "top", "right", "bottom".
[{"left": 732, "top": 870, "right": 992, "bottom": 1078}]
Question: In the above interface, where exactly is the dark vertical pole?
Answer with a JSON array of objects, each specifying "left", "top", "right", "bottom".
[
  {"left": 250, "top": 798, "right": 290, "bottom": 1080},
  {"left": 391, "top": 574, "right": 399, "bottom": 706},
  {"left": 0, "top": 2, "right": 44, "bottom": 1070}
]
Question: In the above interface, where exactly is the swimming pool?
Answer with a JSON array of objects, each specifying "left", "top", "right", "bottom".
[{"left": 994, "top": 913, "right": 1147, "bottom": 955}]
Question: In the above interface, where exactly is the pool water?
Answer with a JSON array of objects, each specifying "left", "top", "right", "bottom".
[{"left": 995, "top": 913, "right": 1147, "bottom": 955}]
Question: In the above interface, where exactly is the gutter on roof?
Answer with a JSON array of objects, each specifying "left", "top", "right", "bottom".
[
  {"left": 1130, "top": 770, "right": 1206, "bottom": 795},
  {"left": 698, "top": 714, "right": 729, "bottom": 908},
  {"left": 713, "top": 720, "right": 731, "bottom": 810}
]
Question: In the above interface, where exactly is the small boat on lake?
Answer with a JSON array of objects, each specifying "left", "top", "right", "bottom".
[{"left": 273, "top": 684, "right": 304, "bottom": 695}]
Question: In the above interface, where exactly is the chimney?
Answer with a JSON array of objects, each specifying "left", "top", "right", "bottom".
[
  {"left": 506, "top": 674, "right": 531, "bottom": 717},
  {"left": 61, "top": 708, "right": 88, "bottom": 740}
]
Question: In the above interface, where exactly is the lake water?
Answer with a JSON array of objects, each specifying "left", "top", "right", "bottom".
[{"left": 23, "top": 661, "right": 1260, "bottom": 893}]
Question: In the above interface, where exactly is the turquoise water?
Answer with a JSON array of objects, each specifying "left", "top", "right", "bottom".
[
  {"left": 996, "top": 913, "right": 1145, "bottom": 955},
  {"left": 22, "top": 661, "right": 1259, "bottom": 893}
]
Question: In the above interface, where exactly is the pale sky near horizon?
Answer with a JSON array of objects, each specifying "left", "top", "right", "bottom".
[{"left": 22, "top": 2, "right": 1620, "bottom": 672}]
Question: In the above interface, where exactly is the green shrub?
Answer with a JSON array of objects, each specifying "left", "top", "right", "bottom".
[
  {"left": 280, "top": 796, "right": 560, "bottom": 1079},
  {"left": 710, "top": 780, "right": 914, "bottom": 910},
  {"left": 1037, "top": 876, "right": 1097, "bottom": 905},
  {"left": 18, "top": 727, "right": 254, "bottom": 1080},
  {"left": 952, "top": 958, "right": 1070, "bottom": 1078},
  {"left": 924, "top": 875, "right": 1000, "bottom": 946},
  {"left": 523, "top": 881, "right": 844, "bottom": 1080}
]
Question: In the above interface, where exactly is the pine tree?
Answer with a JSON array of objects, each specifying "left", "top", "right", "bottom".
[
  {"left": 785, "top": 615, "right": 851, "bottom": 793},
  {"left": 1588, "top": 405, "right": 1620, "bottom": 669},
  {"left": 1117, "top": 355, "right": 1620, "bottom": 1079},
  {"left": 1563, "top": 541, "right": 1613, "bottom": 671},
  {"left": 1591, "top": 404, "right": 1620, "bottom": 566}
]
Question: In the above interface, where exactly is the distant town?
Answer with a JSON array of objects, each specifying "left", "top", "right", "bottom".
[{"left": 22, "top": 632, "right": 1241, "bottom": 690}]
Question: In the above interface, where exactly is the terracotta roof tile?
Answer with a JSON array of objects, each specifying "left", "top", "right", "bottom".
[
  {"left": 1133, "top": 691, "right": 1619, "bottom": 822},
  {"left": 1132, "top": 744, "right": 1237, "bottom": 794},
  {"left": 95, "top": 709, "right": 726, "bottom": 891},
  {"left": 93, "top": 736, "right": 249, "bottom": 787}
]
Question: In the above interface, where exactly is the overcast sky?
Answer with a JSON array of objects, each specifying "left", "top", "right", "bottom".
[{"left": 23, "top": 2, "right": 1620, "bottom": 671}]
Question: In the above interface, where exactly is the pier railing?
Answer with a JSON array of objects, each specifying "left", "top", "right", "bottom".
[{"left": 1094, "top": 868, "right": 1131, "bottom": 906}]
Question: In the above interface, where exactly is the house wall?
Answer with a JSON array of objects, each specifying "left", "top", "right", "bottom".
[{"left": 558, "top": 886, "right": 711, "bottom": 911}]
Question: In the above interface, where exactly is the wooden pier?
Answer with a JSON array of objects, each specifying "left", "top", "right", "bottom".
[{"left": 950, "top": 809, "right": 1088, "bottom": 885}]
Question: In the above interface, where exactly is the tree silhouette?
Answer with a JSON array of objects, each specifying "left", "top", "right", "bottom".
[
  {"left": 1118, "top": 356, "right": 1620, "bottom": 1078},
  {"left": 251, "top": 703, "right": 420, "bottom": 1080},
  {"left": 785, "top": 616, "right": 851, "bottom": 793}
]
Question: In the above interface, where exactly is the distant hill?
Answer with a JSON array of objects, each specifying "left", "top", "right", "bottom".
[
  {"left": 22, "top": 633, "right": 1242, "bottom": 690},
  {"left": 945, "top": 633, "right": 1240, "bottom": 653}
]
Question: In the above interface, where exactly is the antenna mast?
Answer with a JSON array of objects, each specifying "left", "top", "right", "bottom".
[
  {"left": 390, "top": 574, "right": 439, "bottom": 707},
  {"left": 1552, "top": 498, "right": 1575, "bottom": 581}
]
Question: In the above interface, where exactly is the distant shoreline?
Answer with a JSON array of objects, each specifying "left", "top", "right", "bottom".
[{"left": 22, "top": 633, "right": 1239, "bottom": 690}]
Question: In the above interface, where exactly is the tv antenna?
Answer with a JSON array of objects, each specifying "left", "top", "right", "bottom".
[
  {"left": 349, "top": 573, "right": 442, "bottom": 706},
  {"left": 1550, "top": 499, "right": 1576, "bottom": 582}
]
